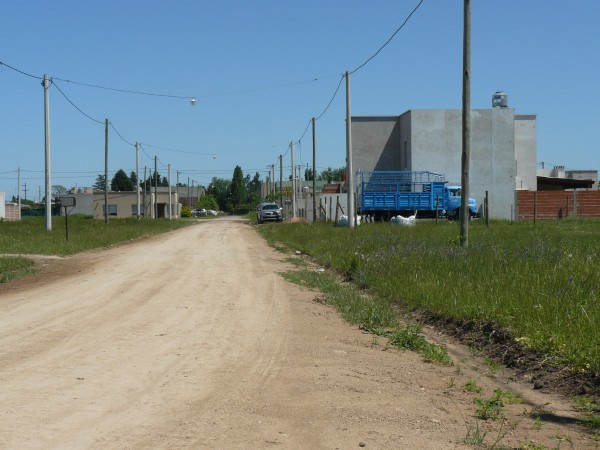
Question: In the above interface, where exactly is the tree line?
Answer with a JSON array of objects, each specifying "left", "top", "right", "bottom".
[
  {"left": 93, "top": 170, "right": 172, "bottom": 192},
  {"left": 87, "top": 165, "right": 345, "bottom": 213}
]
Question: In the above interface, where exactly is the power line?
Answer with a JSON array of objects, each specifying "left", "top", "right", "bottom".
[
  {"left": 195, "top": 74, "right": 340, "bottom": 99},
  {"left": 51, "top": 76, "right": 196, "bottom": 101},
  {"left": 140, "top": 142, "right": 216, "bottom": 158},
  {"left": 315, "top": 74, "right": 345, "bottom": 121},
  {"left": 282, "top": 2, "right": 424, "bottom": 170},
  {"left": 350, "top": 0, "right": 425, "bottom": 74},
  {"left": 52, "top": 79, "right": 104, "bottom": 124},
  {"left": 109, "top": 122, "right": 136, "bottom": 147},
  {"left": 138, "top": 143, "right": 154, "bottom": 161},
  {"left": 0, "top": 60, "right": 42, "bottom": 80}
]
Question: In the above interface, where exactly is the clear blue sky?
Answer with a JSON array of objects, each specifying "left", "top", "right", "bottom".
[{"left": 1, "top": 0, "right": 599, "bottom": 200}]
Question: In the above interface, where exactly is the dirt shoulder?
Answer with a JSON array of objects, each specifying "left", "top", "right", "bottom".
[{"left": 0, "top": 219, "right": 597, "bottom": 449}]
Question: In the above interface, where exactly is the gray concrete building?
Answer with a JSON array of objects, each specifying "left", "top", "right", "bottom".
[{"left": 351, "top": 106, "right": 537, "bottom": 220}]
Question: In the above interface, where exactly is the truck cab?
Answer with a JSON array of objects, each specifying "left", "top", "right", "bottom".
[{"left": 445, "top": 186, "right": 479, "bottom": 218}]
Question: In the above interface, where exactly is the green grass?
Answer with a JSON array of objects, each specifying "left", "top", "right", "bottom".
[
  {"left": 465, "top": 378, "right": 483, "bottom": 393},
  {"left": 573, "top": 396, "right": 600, "bottom": 430},
  {"left": 282, "top": 268, "right": 450, "bottom": 364},
  {"left": 0, "top": 215, "right": 193, "bottom": 256},
  {"left": 0, "top": 256, "right": 36, "bottom": 283},
  {"left": 258, "top": 219, "right": 600, "bottom": 374}
]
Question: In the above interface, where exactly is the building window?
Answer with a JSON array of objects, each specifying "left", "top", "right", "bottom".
[
  {"left": 131, "top": 204, "right": 145, "bottom": 216},
  {"left": 102, "top": 204, "right": 118, "bottom": 216}
]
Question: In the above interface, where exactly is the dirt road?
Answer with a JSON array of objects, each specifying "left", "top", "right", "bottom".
[{"left": 0, "top": 218, "right": 595, "bottom": 449}]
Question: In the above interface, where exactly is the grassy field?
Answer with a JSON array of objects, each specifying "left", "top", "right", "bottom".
[
  {"left": 0, "top": 215, "right": 194, "bottom": 281},
  {"left": 0, "top": 215, "right": 194, "bottom": 256},
  {"left": 258, "top": 219, "right": 600, "bottom": 375}
]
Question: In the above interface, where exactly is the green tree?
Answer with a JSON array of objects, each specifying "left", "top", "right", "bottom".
[
  {"left": 229, "top": 166, "right": 245, "bottom": 208},
  {"left": 249, "top": 172, "right": 262, "bottom": 205},
  {"left": 130, "top": 171, "right": 137, "bottom": 186},
  {"left": 141, "top": 171, "right": 168, "bottom": 188},
  {"left": 93, "top": 174, "right": 107, "bottom": 191},
  {"left": 318, "top": 167, "right": 345, "bottom": 183},
  {"left": 305, "top": 168, "right": 315, "bottom": 181},
  {"left": 111, "top": 169, "right": 134, "bottom": 191},
  {"left": 206, "top": 177, "right": 231, "bottom": 211},
  {"left": 197, "top": 194, "right": 219, "bottom": 211}
]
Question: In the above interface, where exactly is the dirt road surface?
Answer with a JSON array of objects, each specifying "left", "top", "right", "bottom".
[{"left": 0, "top": 218, "right": 596, "bottom": 449}]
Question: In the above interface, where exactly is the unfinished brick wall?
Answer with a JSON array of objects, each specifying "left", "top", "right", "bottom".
[
  {"left": 515, "top": 190, "right": 600, "bottom": 220},
  {"left": 3, "top": 203, "right": 21, "bottom": 221}
]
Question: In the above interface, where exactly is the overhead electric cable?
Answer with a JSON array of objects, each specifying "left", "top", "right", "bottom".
[
  {"left": 195, "top": 74, "right": 340, "bottom": 99},
  {"left": 109, "top": 123, "right": 136, "bottom": 147},
  {"left": 51, "top": 76, "right": 195, "bottom": 100},
  {"left": 52, "top": 80, "right": 104, "bottom": 124},
  {"left": 296, "top": 119, "right": 313, "bottom": 145},
  {"left": 350, "top": 0, "right": 425, "bottom": 74},
  {"left": 315, "top": 74, "right": 345, "bottom": 121},
  {"left": 0, "top": 60, "right": 42, "bottom": 80},
  {"left": 140, "top": 142, "right": 216, "bottom": 157}
]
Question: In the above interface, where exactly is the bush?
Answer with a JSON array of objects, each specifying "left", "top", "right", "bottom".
[{"left": 181, "top": 206, "right": 192, "bottom": 218}]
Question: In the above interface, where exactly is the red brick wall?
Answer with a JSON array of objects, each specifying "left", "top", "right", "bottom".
[{"left": 515, "top": 190, "right": 600, "bottom": 220}]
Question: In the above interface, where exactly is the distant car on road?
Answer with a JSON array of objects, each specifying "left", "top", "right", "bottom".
[
  {"left": 192, "top": 208, "right": 207, "bottom": 217},
  {"left": 257, "top": 203, "right": 282, "bottom": 224}
]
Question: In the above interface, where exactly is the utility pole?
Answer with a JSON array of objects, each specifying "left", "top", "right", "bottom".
[
  {"left": 104, "top": 119, "right": 109, "bottom": 224},
  {"left": 312, "top": 117, "right": 317, "bottom": 222},
  {"left": 17, "top": 167, "right": 21, "bottom": 213},
  {"left": 23, "top": 182, "right": 28, "bottom": 203},
  {"left": 143, "top": 166, "right": 147, "bottom": 218},
  {"left": 176, "top": 170, "right": 180, "bottom": 207},
  {"left": 460, "top": 0, "right": 471, "bottom": 248},
  {"left": 271, "top": 164, "right": 275, "bottom": 198},
  {"left": 290, "top": 141, "right": 296, "bottom": 218},
  {"left": 279, "top": 154, "right": 283, "bottom": 212},
  {"left": 154, "top": 156, "right": 158, "bottom": 219},
  {"left": 168, "top": 163, "right": 172, "bottom": 220},
  {"left": 345, "top": 71, "right": 355, "bottom": 228},
  {"left": 136, "top": 142, "right": 140, "bottom": 218},
  {"left": 42, "top": 74, "right": 52, "bottom": 231},
  {"left": 187, "top": 177, "right": 190, "bottom": 207}
]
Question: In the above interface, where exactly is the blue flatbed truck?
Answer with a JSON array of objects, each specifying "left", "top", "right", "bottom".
[{"left": 357, "top": 171, "right": 478, "bottom": 219}]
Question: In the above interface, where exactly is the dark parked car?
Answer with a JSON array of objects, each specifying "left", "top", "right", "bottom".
[{"left": 257, "top": 203, "right": 282, "bottom": 223}]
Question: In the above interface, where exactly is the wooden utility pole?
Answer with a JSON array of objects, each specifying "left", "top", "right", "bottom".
[
  {"left": 154, "top": 156, "right": 158, "bottom": 219},
  {"left": 279, "top": 154, "right": 283, "bottom": 211},
  {"left": 168, "top": 163, "right": 172, "bottom": 220},
  {"left": 460, "top": 0, "right": 471, "bottom": 247},
  {"left": 17, "top": 167, "right": 21, "bottom": 213},
  {"left": 345, "top": 71, "right": 355, "bottom": 228},
  {"left": 104, "top": 119, "right": 109, "bottom": 224},
  {"left": 43, "top": 74, "right": 52, "bottom": 231},
  {"left": 290, "top": 142, "right": 296, "bottom": 218},
  {"left": 136, "top": 142, "right": 140, "bottom": 218},
  {"left": 312, "top": 117, "right": 317, "bottom": 223},
  {"left": 143, "top": 166, "right": 147, "bottom": 217}
]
